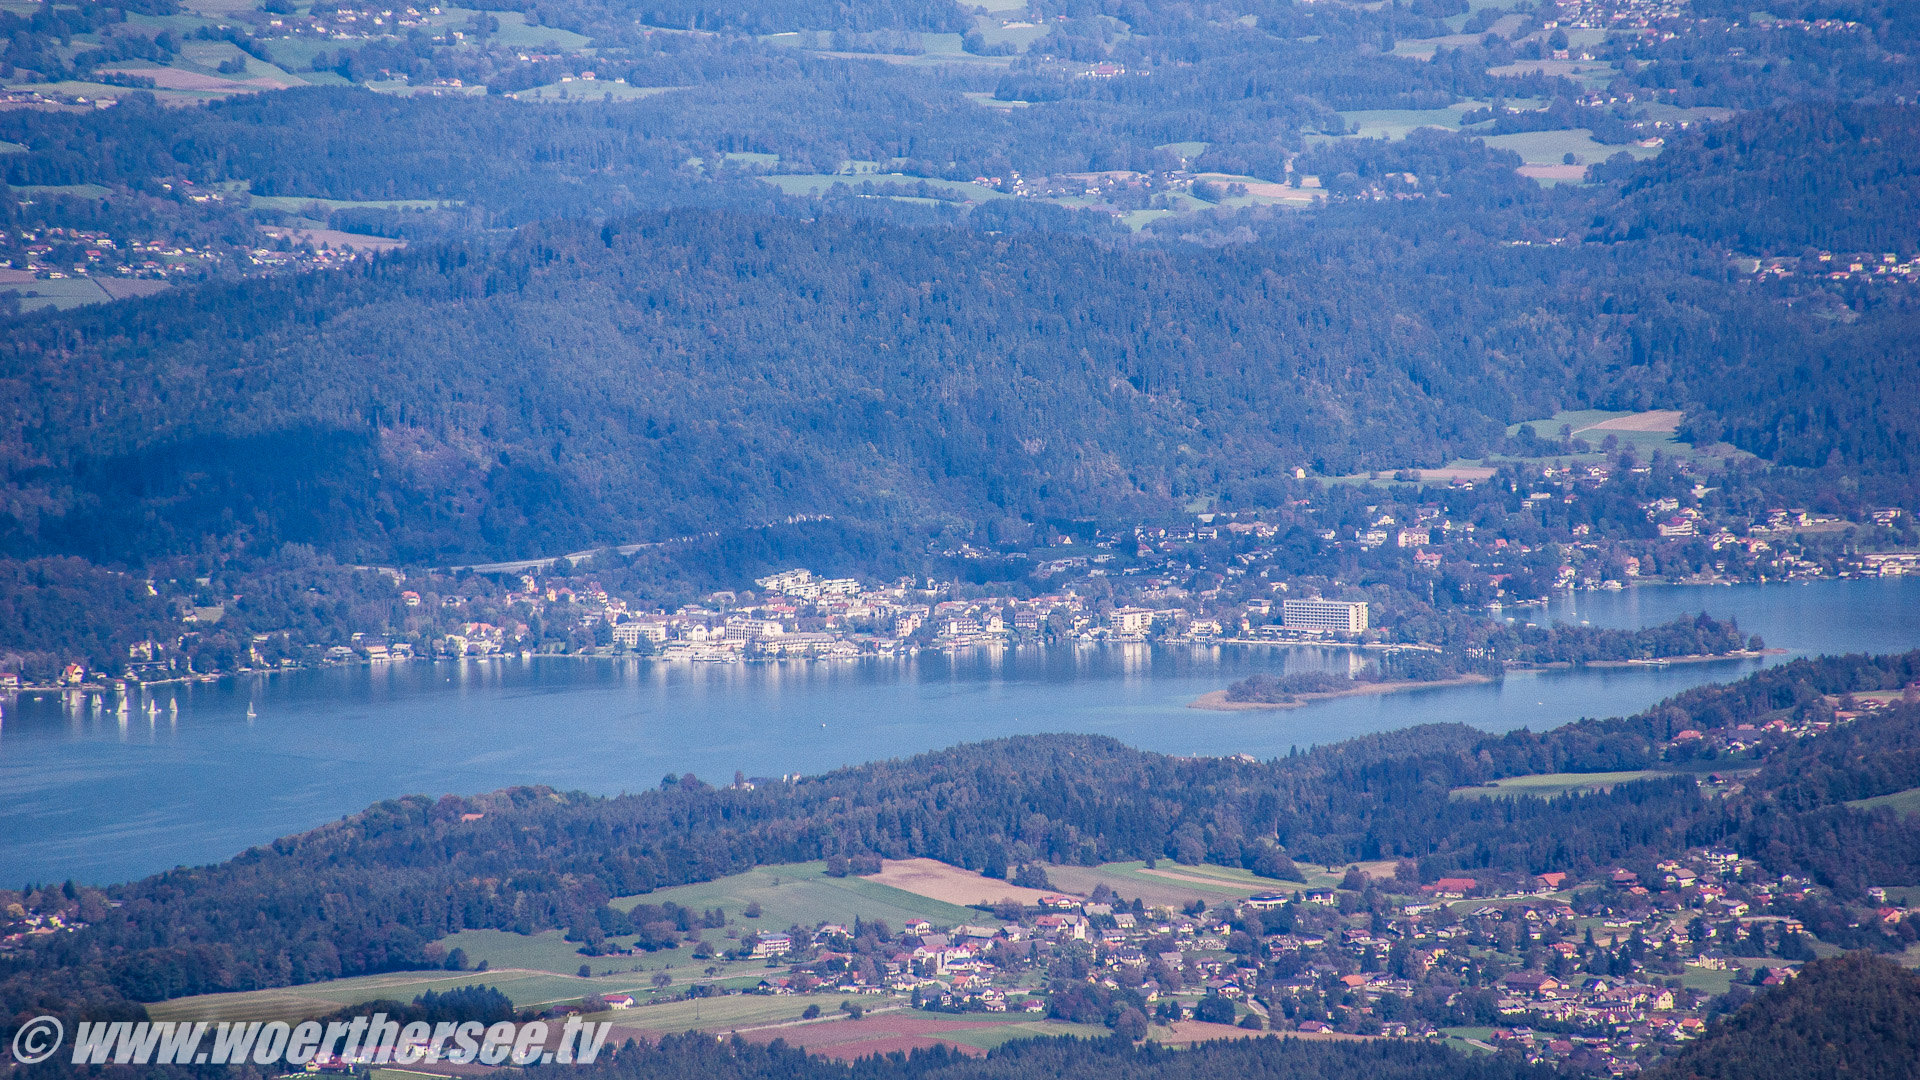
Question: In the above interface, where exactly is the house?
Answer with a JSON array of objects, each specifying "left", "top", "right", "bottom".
[
  {"left": 751, "top": 933, "right": 793, "bottom": 958},
  {"left": 1426, "top": 877, "right": 1477, "bottom": 898},
  {"left": 1535, "top": 872, "right": 1567, "bottom": 891},
  {"left": 602, "top": 994, "right": 635, "bottom": 1009},
  {"left": 1502, "top": 971, "right": 1559, "bottom": 994},
  {"left": 1244, "top": 893, "right": 1290, "bottom": 910},
  {"left": 1032, "top": 914, "right": 1087, "bottom": 940}
]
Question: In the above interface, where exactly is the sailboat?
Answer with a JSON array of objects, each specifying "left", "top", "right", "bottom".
[
  {"left": 169, "top": 698, "right": 179, "bottom": 714},
  {"left": 246, "top": 702, "right": 257, "bottom": 720}
]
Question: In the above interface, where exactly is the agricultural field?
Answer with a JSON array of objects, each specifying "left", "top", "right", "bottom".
[
  {"left": 1336, "top": 104, "right": 1482, "bottom": 141},
  {"left": 1508, "top": 408, "right": 1699, "bottom": 460},
  {"left": 1319, "top": 407, "right": 1725, "bottom": 485},
  {"left": 770, "top": 32, "right": 1018, "bottom": 70},
  {"left": 967, "top": 20, "right": 1048, "bottom": 52},
  {"left": 603, "top": 992, "right": 892, "bottom": 1039},
  {"left": 370, "top": 1070, "right": 457, "bottom": 1080},
  {"left": 755, "top": 174, "right": 1006, "bottom": 202},
  {"left": 1680, "top": 963, "right": 1753, "bottom": 996},
  {"left": 867, "top": 857, "right": 1055, "bottom": 908},
  {"left": 1438, "top": 1026, "right": 1497, "bottom": 1054},
  {"left": 430, "top": 927, "right": 823, "bottom": 1002},
  {"left": 1481, "top": 127, "right": 1656, "bottom": 169},
  {"left": 432, "top": 928, "right": 646, "bottom": 977},
  {"left": 1485, "top": 58, "right": 1619, "bottom": 91},
  {"left": 247, "top": 195, "right": 457, "bottom": 212},
  {"left": 145, "top": 968, "right": 606, "bottom": 1024},
  {"left": 1846, "top": 786, "right": 1920, "bottom": 816},
  {"left": 511, "top": 80, "right": 680, "bottom": 102},
  {"left": 0, "top": 274, "right": 120, "bottom": 312},
  {"left": 1452, "top": 770, "right": 1669, "bottom": 800},
  {"left": 1044, "top": 861, "right": 1259, "bottom": 908},
  {"left": 258, "top": 225, "right": 404, "bottom": 251},
  {"left": 619, "top": 860, "right": 991, "bottom": 930},
  {"left": 731, "top": 1009, "right": 1104, "bottom": 1059},
  {"left": 478, "top": 11, "right": 592, "bottom": 50}
]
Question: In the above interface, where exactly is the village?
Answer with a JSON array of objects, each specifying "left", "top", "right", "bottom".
[{"left": 559, "top": 841, "right": 1916, "bottom": 1075}]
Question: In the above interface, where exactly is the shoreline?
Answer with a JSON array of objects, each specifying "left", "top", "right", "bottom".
[
  {"left": 0, "top": 636, "right": 1805, "bottom": 700},
  {"left": 1188, "top": 675, "right": 1495, "bottom": 711},
  {"left": 1186, "top": 649, "right": 1786, "bottom": 711},
  {"left": 1572, "top": 648, "right": 1786, "bottom": 668}
]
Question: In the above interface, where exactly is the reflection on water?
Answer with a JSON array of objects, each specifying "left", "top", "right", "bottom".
[{"left": 2, "top": 578, "right": 1918, "bottom": 885}]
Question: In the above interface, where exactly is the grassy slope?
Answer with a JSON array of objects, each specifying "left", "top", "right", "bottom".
[
  {"left": 1452, "top": 770, "right": 1667, "bottom": 799},
  {"left": 616, "top": 861, "right": 992, "bottom": 929}
]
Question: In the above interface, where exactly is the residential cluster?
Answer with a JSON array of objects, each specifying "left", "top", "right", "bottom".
[
  {"left": 607, "top": 843, "right": 1915, "bottom": 1074},
  {"left": 1550, "top": 0, "right": 1693, "bottom": 32},
  {"left": 1, "top": 227, "right": 218, "bottom": 280},
  {"left": 1740, "top": 251, "right": 1920, "bottom": 284},
  {"left": 265, "top": 4, "right": 450, "bottom": 41}
]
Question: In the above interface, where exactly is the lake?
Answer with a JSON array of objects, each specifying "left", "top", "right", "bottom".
[{"left": 4, "top": 578, "right": 1918, "bottom": 886}]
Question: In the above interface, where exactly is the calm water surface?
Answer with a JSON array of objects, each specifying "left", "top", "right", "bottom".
[{"left": 4, "top": 578, "right": 1918, "bottom": 885}]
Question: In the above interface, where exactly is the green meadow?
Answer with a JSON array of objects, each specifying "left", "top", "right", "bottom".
[
  {"left": 1846, "top": 786, "right": 1920, "bottom": 816},
  {"left": 1452, "top": 771, "right": 1669, "bottom": 800},
  {"left": 755, "top": 175, "right": 1006, "bottom": 201},
  {"left": 620, "top": 860, "right": 991, "bottom": 930},
  {"left": 248, "top": 196, "right": 458, "bottom": 212},
  {"left": 1478, "top": 128, "right": 1658, "bottom": 168}
]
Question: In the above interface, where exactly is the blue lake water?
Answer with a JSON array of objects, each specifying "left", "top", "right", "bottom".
[{"left": 3, "top": 578, "right": 1918, "bottom": 886}]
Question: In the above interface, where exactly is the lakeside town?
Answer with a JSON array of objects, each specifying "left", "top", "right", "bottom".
[{"left": 11, "top": 439, "right": 1918, "bottom": 691}]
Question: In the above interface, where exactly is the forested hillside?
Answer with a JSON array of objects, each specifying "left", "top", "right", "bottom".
[
  {"left": 1599, "top": 105, "right": 1920, "bottom": 256},
  {"left": 4, "top": 180, "right": 1917, "bottom": 564},
  {"left": 1645, "top": 951, "right": 1920, "bottom": 1080},
  {"left": 0, "top": 0, "right": 1916, "bottom": 569}
]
